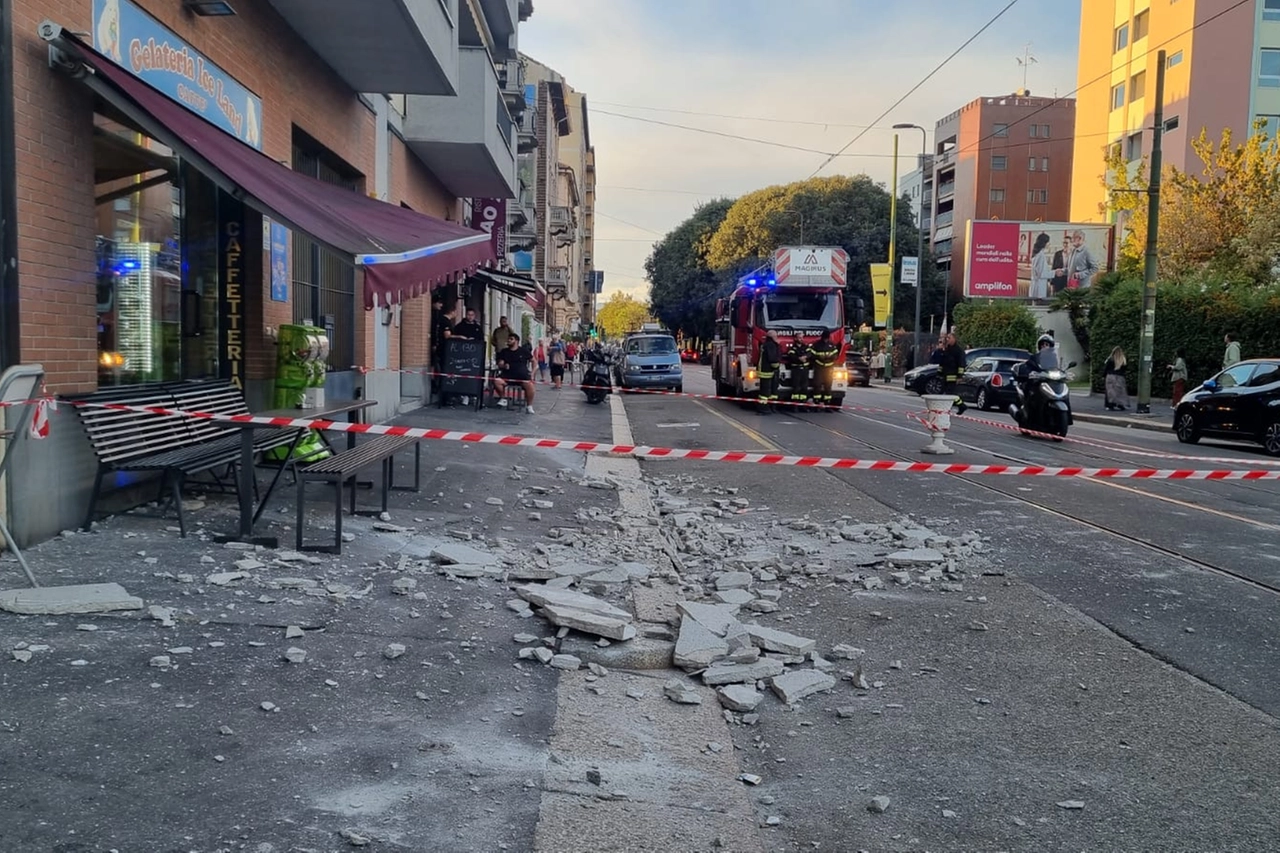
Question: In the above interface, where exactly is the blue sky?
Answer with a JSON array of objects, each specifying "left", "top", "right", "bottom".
[{"left": 519, "top": 0, "right": 1082, "bottom": 297}]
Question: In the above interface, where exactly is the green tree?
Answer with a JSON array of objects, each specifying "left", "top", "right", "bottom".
[
  {"left": 645, "top": 198, "right": 735, "bottom": 342},
  {"left": 952, "top": 301, "right": 1039, "bottom": 351},
  {"left": 703, "top": 175, "right": 944, "bottom": 329},
  {"left": 594, "top": 292, "right": 653, "bottom": 339},
  {"left": 1104, "top": 122, "right": 1280, "bottom": 283}
]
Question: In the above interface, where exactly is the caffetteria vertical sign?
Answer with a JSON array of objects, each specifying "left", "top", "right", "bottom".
[{"left": 92, "top": 0, "right": 263, "bottom": 149}]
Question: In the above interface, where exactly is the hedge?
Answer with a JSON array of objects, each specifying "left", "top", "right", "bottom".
[
  {"left": 1087, "top": 278, "right": 1280, "bottom": 395},
  {"left": 952, "top": 301, "right": 1039, "bottom": 351}
]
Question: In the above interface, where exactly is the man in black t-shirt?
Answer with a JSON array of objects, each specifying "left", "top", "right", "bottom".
[
  {"left": 452, "top": 309, "right": 484, "bottom": 340},
  {"left": 493, "top": 334, "right": 536, "bottom": 413}
]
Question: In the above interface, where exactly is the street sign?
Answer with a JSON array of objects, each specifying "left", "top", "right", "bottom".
[{"left": 901, "top": 256, "right": 919, "bottom": 286}]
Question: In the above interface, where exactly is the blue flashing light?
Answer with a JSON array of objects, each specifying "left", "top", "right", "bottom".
[
  {"left": 747, "top": 278, "right": 757, "bottom": 286},
  {"left": 113, "top": 259, "right": 139, "bottom": 275}
]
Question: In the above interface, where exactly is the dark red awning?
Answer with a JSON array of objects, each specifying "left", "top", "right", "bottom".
[{"left": 66, "top": 38, "right": 495, "bottom": 309}]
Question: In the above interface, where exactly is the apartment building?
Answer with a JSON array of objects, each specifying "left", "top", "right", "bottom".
[
  {"left": 929, "top": 93, "right": 1077, "bottom": 292},
  {"left": 898, "top": 154, "right": 935, "bottom": 231},
  {"left": 523, "top": 56, "right": 595, "bottom": 334},
  {"left": 1, "top": 0, "right": 531, "bottom": 544},
  {"left": 1070, "top": 0, "right": 1271, "bottom": 222}
]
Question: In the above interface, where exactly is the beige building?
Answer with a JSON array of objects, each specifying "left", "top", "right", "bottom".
[
  {"left": 523, "top": 57, "right": 595, "bottom": 333},
  {"left": 1070, "top": 0, "right": 1274, "bottom": 223}
]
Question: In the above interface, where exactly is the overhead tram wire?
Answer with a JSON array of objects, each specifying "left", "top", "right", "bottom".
[
  {"left": 948, "top": 0, "right": 1254, "bottom": 162},
  {"left": 592, "top": 101, "right": 887, "bottom": 130},
  {"left": 809, "top": 0, "right": 1023, "bottom": 178}
]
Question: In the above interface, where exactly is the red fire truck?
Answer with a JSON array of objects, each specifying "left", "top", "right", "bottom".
[{"left": 711, "top": 246, "right": 852, "bottom": 407}]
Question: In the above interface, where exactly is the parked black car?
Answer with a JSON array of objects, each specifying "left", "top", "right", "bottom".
[
  {"left": 1174, "top": 359, "right": 1280, "bottom": 455},
  {"left": 846, "top": 351, "right": 872, "bottom": 387},
  {"left": 956, "top": 356, "right": 1027, "bottom": 410},
  {"left": 904, "top": 347, "right": 1033, "bottom": 396}
]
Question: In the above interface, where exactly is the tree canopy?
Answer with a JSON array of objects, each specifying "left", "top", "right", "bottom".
[
  {"left": 1104, "top": 123, "right": 1280, "bottom": 284},
  {"left": 644, "top": 198, "right": 735, "bottom": 342},
  {"left": 594, "top": 291, "right": 653, "bottom": 339}
]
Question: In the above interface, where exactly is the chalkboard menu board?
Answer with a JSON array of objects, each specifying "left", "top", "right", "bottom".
[{"left": 440, "top": 338, "right": 485, "bottom": 405}]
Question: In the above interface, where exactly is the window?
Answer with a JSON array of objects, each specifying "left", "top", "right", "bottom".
[
  {"left": 1217, "top": 363, "right": 1256, "bottom": 388},
  {"left": 993, "top": 123, "right": 1009, "bottom": 137},
  {"left": 1041, "top": 157, "right": 1049, "bottom": 171},
  {"left": 991, "top": 154, "right": 1007, "bottom": 170},
  {"left": 292, "top": 129, "right": 362, "bottom": 373},
  {"left": 1258, "top": 115, "right": 1280, "bottom": 139},
  {"left": 1126, "top": 131, "right": 1144, "bottom": 160},
  {"left": 1028, "top": 156, "right": 1037, "bottom": 171},
  {"left": 1248, "top": 363, "right": 1280, "bottom": 387},
  {"left": 1114, "top": 24, "right": 1129, "bottom": 52},
  {"left": 1266, "top": 0, "right": 1280, "bottom": 21},
  {"left": 1133, "top": 10, "right": 1149, "bottom": 40},
  {"left": 990, "top": 188, "right": 1005, "bottom": 202},
  {"left": 1029, "top": 124, "right": 1038, "bottom": 138},
  {"left": 1261, "top": 49, "right": 1280, "bottom": 88},
  {"left": 1167, "top": 50, "right": 1184, "bottom": 68},
  {"left": 1163, "top": 115, "right": 1180, "bottom": 133},
  {"left": 1027, "top": 189, "right": 1048, "bottom": 204},
  {"left": 1040, "top": 124, "right": 1051, "bottom": 137},
  {"left": 1111, "top": 82, "right": 1126, "bottom": 110},
  {"left": 1130, "top": 70, "right": 1147, "bottom": 101}
]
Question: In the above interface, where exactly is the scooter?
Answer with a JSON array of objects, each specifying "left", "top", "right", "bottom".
[
  {"left": 581, "top": 350, "right": 613, "bottom": 405},
  {"left": 1009, "top": 359, "right": 1077, "bottom": 439}
]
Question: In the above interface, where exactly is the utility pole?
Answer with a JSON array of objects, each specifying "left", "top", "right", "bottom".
[
  {"left": 885, "top": 134, "right": 898, "bottom": 382},
  {"left": 1136, "top": 50, "right": 1165, "bottom": 414}
]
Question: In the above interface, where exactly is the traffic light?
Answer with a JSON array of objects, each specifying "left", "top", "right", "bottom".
[{"left": 589, "top": 324, "right": 598, "bottom": 339}]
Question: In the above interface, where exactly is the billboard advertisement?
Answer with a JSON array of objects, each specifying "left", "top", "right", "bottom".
[{"left": 964, "top": 221, "right": 1114, "bottom": 299}]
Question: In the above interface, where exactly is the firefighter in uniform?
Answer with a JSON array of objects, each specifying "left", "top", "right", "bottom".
[
  {"left": 939, "top": 332, "right": 968, "bottom": 414},
  {"left": 784, "top": 338, "right": 811, "bottom": 411},
  {"left": 809, "top": 329, "right": 841, "bottom": 411},
  {"left": 757, "top": 329, "right": 781, "bottom": 413}
]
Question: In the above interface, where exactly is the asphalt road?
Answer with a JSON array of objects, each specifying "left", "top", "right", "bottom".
[{"left": 622, "top": 365, "right": 1280, "bottom": 852}]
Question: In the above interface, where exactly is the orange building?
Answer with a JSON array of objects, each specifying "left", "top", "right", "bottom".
[{"left": 1070, "top": 0, "right": 1273, "bottom": 223}]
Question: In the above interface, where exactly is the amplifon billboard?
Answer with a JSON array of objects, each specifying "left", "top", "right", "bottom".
[{"left": 963, "top": 221, "right": 1115, "bottom": 299}]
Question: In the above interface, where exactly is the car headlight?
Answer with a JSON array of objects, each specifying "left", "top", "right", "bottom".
[{"left": 835, "top": 369, "right": 848, "bottom": 383}]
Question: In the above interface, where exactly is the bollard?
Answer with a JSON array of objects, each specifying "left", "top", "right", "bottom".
[{"left": 919, "top": 395, "right": 956, "bottom": 455}]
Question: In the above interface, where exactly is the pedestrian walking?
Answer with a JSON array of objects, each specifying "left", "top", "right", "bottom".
[
  {"left": 1168, "top": 348, "right": 1188, "bottom": 406},
  {"left": 547, "top": 335, "right": 567, "bottom": 389},
  {"left": 1223, "top": 334, "right": 1241, "bottom": 369},
  {"left": 534, "top": 339, "right": 548, "bottom": 383},
  {"left": 1104, "top": 346, "right": 1129, "bottom": 411},
  {"left": 757, "top": 330, "right": 781, "bottom": 414},
  {"left": 808, "top": 330, "right": 841, "bottom": 411}
]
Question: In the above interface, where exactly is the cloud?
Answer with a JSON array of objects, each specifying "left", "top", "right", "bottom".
[{"left": 520, "top": 0, "right": 1079, "bottom": 301}]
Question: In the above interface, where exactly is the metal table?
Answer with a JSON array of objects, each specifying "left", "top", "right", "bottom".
[{"left": 221, "top": 399, "right": 375, "bottom": 546}]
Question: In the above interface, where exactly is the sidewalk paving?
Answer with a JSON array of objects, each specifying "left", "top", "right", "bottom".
[{"left": 0, "top": 386, "right": 622, "bottom": 852}]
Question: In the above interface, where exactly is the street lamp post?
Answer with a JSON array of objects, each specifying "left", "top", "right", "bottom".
[{"left": 893, "top": 123, "right": 928, "bottom": 367}]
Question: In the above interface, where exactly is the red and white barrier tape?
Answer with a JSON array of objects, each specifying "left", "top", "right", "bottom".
[{"left": 63, "top": 399, "right": 1280, "bottom": 481}]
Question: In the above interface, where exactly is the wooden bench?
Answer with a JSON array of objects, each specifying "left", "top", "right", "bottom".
[
  {"left": 295, "top": 435, "right": 421, "bottom": 553},
  {"left": 72, "top": 380, "right": 297, "bottom": 536}
]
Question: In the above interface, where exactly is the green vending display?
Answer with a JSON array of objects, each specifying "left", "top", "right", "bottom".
[{"left": 268, "top": 324, "right": 331, "bottom": 462}]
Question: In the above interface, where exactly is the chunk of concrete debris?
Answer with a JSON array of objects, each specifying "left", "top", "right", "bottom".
[
  {"left": 835, "top": 706, "right": 858, "bottom": 719},
  {"left": 675, "top": 601, "right": 741, "bottom": 637},
  {"left": 581, "top": 566, "right": 633, "bottom": 585},
  {"left": 674, "top": 618, "right": 730, "bottom": 670},
  {"left": 206, "top": 571, "right": 250, "bottom": 587},
  {"left": 149, "top": 655, "right": 171, "bottom": 668},
  {"left": 830, "top": 644, "right": 865, "bottom": 660},
  {"left": 283, "top": 647, "right": 307, "bottom": 664},
  {"left": 743, "top": 625, "right": 816, "bottom": 656},
  {"left": 716, "top": 684, "right": 763, "bottom": 712},
  {"left": 148, "top": 605, "right": 176, "bottom": 626},
  {"left": 701, "top": 657, "right": 785, "bottom": 686},
  {"left": 513, "top": 632, "right": 539, "bottom": 644},
  {"left": 533, "top": 647, "right": 554, "bottom": 664},
  {"left": 559, "top": 635, "right": 675, "bottom": 671},
  {"left": 516, "top": 585, "right": 630, "bottom": 618},
  {"left": 285, "top": 625, "right": 305, "bottom": 639},
  {"left": 861, "top": 576, "right": 885, "bottom": 591},
  {"left": 551, "top": 561, "right": 610, "bottom": 578},
  {"left": 714, "top": 571, "right": 754, "bottom": 591},
  {"left": 539, "top": 604, "right": 637, "bottom": 641},
  {"left": 886, "top": 547, "right": 945, "bottom": 564},
  {"left": 1056, "top": 800, "right": 1085, "bottom": 810},
  {"left": 11, "top": 650, "right": 32, "bottom": 663},
  {"left": 867, "top": 796, "right": 891, "bottom": 814},
  {"left": 549, "top": 654, "right": 581, "bottom": 671},
  {"left": 890, "top": 571, "right": 912, "bottom": 586},
  {"left": 663, "top": 678, "right": 703, "bottom": 705},
  {"left": 713, "top": 589, "right": 755, "bottom": 608},
  {"left": 770, "top": 670, "right": 836, "bottom": 704},
  {"left": 507, "top": 599, "right": 534, "bottom": 616},
  {"left": 383, "top": 643, "right": 406, "bottom": 660},
  {"left": 430, "top": 544, "right": 498, "bottom": 567},
  {"left": 0, "top": 583, "right": 144, "bottom": 615},
  {"left": 234, "top": 558, "right": 266, "bottom": 572},
  {"left": 746, "top": 599, "right": 778, "bottom": 613},
  {"left": 390, "top": 577, "right": 417, "bottom": 595}
]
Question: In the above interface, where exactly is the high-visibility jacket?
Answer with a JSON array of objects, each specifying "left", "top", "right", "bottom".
[{"left": 810, "top": 341, "right": 839, "bottom": 368}]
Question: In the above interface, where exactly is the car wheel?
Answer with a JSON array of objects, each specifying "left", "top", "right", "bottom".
[
  {"left": 924, "top": 376, "right": 944, "bottom": 395},
  {"left": 674, "top": 384, "right": 683, "bottom": 394},
  {"left": 1175, "top": 410, "right": 1201, "bottom": 444},
  {"left": 975, "top": 388, "right": 989, "bottom": 411},
  {"left": 1264, "top": 421, "right": 1280, "bottom": 457}
]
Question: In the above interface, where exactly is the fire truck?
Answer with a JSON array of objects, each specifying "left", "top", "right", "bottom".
[{"left": 711, "top": 246, "right": 853, "bottom": 406}]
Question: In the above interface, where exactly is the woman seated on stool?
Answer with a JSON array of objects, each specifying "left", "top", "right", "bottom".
[{"left": 493, "top": 334, "right": 536, "bottom": 414}]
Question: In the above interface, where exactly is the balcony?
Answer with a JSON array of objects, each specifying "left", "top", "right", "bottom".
[
  {"left": 546, "top": 266, "right": 570, "bottom": 293},
  {"left": 517, "top": 105, "right": 539, "bottom": 154},
  {"left": 269, "top": 0, "right": 458, "bottom": 95},
  {"left": 934, "top": 211, "right": 954, "bottom": 227},
  {"left": 549, "top": 206, "right": 574, "bottom": 234},
  {"left": 403, "top": 48, "right": 517, "bottom": 199},
  {"left": 937, "top": 181, "right": 956, "bottom": 200},
  {"left": 478, "top": 0, "right": 520, "bottom": 58}
]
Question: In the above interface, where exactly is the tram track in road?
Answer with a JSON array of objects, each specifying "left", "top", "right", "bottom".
[{"left": 783, "top": 407, "right": 1280, "bottom": 594}]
